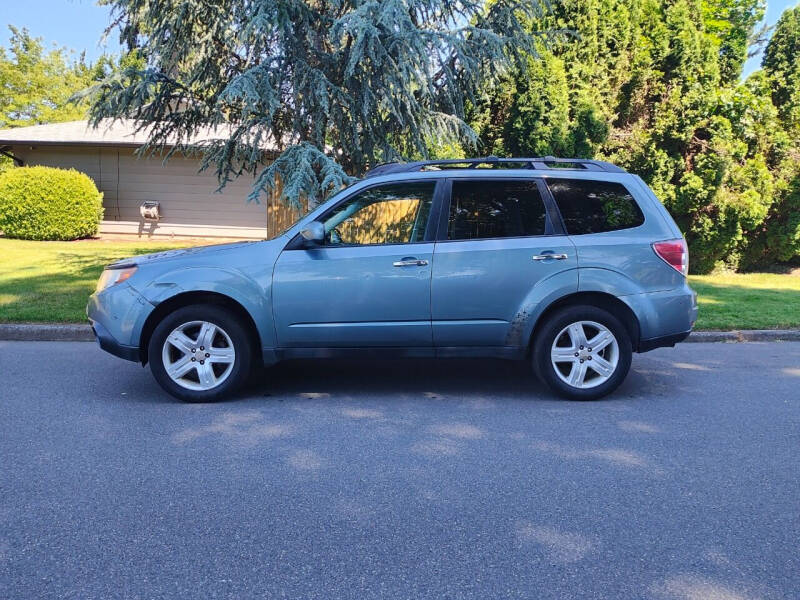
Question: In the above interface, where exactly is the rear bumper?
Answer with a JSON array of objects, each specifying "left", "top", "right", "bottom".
[
  {"left": 90, "top": 319, "right": 140, "bottom": 362},
  {"left": 624, "top": 284, "right": 698, "bottom": 351},
  {"left": 638, "top": 329, "right": 692, "bottom": 353}
]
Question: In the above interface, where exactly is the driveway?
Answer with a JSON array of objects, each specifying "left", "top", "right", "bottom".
[{"left": 1, "top": 341, "right": 798, "bottom": 599}]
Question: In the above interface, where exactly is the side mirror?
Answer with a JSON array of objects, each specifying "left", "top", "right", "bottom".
[{"left": 300, "top": 221, "right": 325, "bottom": 245}]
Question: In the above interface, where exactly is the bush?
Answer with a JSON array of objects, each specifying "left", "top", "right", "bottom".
[{"left": 0, "top": 166, "right": 103, "bottom": 240}]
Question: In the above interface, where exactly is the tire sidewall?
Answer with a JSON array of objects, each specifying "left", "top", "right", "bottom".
[
  {"left": 148, "top": 304, "right": 253, "bottom": 402},
  {"left": 534, "top": 306, "right": 632, "bottom": 401}
]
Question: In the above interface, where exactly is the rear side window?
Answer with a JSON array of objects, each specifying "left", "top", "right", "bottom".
[
  {"left": 448, "top": 180, "right": 547, "bottom": 240},
  {"left": 547, "top": 179, "right": 644, "bottom": 235}
]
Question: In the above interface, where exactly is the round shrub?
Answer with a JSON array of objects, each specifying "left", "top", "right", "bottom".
[{"left": 0, "top": 166, "right": 104, "bottom": 240}]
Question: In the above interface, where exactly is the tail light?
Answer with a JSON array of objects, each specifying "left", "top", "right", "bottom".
[{"left": 652, "top": 239, "right": 688, "bottom": 276}]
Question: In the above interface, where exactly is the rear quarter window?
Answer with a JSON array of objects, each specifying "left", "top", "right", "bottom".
[{"left": 546, "top": 179, "right": 644, "bottom": 235}]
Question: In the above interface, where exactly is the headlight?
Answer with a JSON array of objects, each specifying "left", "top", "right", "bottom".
[{"left": 96, "top": 265, "right": 138, "bottom": 292}]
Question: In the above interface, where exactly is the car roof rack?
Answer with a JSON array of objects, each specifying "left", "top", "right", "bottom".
[{"left": 364, "top": 156, "right": 626, "bottom": 178}]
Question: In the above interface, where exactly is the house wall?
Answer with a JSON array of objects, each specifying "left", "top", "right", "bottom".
[{"left": 10, "top": 144, "right": 305, "bottom": 239}]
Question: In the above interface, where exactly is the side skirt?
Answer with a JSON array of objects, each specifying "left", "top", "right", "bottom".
[{"left": 270, "top": 346, "right": 525, "bottom": 363}]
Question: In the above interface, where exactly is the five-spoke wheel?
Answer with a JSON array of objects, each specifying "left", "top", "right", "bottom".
[
  {"left": 148, "top": 305, "right": 252, "bottom": 402},
  {"left": 534, "top": 306, "right": 632, "bottom": 400},
  {"left": 550, "top": 320, "right": 619, "bottom": 389},
  {"left": 162, "top": 321, "right": 237, "bottom": 391}
]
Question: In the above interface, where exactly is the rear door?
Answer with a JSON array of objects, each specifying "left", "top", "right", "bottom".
[{"left": 430, "top": 177, "right": 577, "bottom": 348}]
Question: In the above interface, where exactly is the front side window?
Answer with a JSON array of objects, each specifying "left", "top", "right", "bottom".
[
  {"left": 322, "top": 182, "right": 435, "bottom": 246},
  {"left": 547, "top": 179, "right": 644, "bottom": 235},
  {"left": 447, "top": 180, "right": 547, "bottom": 240}
]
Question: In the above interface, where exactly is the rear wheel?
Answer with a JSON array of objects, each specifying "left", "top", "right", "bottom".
[
  {"left": 148, "top": 304, "right": 253, "bottom": 402},
  {"left": 533, "top": 305, "right": 632, "bottom": 400}
]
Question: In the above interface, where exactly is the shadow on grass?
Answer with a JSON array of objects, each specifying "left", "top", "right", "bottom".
[{"left": 0, "top": 246, "right": 181, "bottom": 323}]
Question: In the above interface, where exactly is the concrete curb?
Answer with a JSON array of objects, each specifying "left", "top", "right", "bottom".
[
  {"left": 1, "top": 323, "right": 800, "bottom": 344},
  {"left": 0, "top": 323, "right": 94, "bottom": 342},
  {"left": 685, "top": 329, "right": 800, "bottom": 343}
]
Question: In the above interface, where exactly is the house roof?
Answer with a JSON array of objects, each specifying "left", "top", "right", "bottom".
[{"left": 0, "top": 119, "right": 276, "bottom": 150}]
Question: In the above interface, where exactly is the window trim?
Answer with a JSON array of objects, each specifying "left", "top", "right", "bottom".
[
  {"left": 435, "top": 176, "right": 564, "bottom": 243},
  {"left": 542, "top": 176, "right": 646, "bottom": 236},
  {"left": 285, "top": 178, "right": 444, "bottom": 250}
]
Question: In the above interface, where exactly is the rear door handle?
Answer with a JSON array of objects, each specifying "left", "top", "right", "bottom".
[
  {"left": 532, "top": 253, "right": 569, "bottom": 261},
  {"left": 393, "top": 258, "right": 429, "bottom": 267}
]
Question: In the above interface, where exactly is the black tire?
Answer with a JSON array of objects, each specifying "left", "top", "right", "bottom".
[
  {"left": 148, "top": 304, "right": 253, "bottom": 402},
  {"left": 533, "top": 305, "right": 632, "bottom": 401}
]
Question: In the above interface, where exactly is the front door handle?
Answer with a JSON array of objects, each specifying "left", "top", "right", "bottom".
[
  {"left": 532, "top": 253, "right": 569, "bottom": 261},
  {"left": 393, "top": 258, "right": 429, "bottom": 267}
]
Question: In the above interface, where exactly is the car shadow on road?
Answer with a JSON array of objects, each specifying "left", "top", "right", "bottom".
[
  {"left": 246, "top": 358, "right": 556, "bottom": 401},
  {"left": 241, "top": 354, "right": 687, "bottom": 404}
]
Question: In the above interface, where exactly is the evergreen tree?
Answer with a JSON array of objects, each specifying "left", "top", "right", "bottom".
[
  {"left": 471, "top": 0, "right": 792, "bottom": 273},
  {"left": 743, "top": 7, "right": 800, "bottom": 268},
  {"left": 702, "top": 0, "right": 765, "bottom": 84},
  {"left": 89, "top": 0, "right": 548, "bottom": 207},
  {"left": 763, "top": 5, "right": 800, "bottom": 135}
]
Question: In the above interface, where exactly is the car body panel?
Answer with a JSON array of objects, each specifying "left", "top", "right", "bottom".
[
  {"left": 87, "top": 237, "right": 287, "bottom": 363},
  {"left": 272, "top": 243, "right": 435, "bottom": 347},
  {"left": 87, "top": 282, "right": 154, "bottom": 347},
  {"left": 622, "top": 285, "right": 698, "bottom": 342},
  {"left": 431, "top": 236, "right": 577, "bottom": 346},
  {"left": 140, "top": 266, "right": 276, "bottom": 349},
  {"left": 502, "top": 268, "right": 583, "bottom": 348}
]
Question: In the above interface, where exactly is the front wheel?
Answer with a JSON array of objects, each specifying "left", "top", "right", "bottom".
[
  {"left": 148, "top": 304, "right": 253, "bottom": 402},
  {"left": 533, "top": 306, "right": 632, "bottom": 400}
]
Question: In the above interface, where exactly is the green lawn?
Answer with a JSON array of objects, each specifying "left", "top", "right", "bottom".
[
  {"left": 1, "top": 238, "right": 799, "bottom": 330},
  {"left": 688, "top": 272, "right": 800, "bottom": 330},
  {"left": 0, "top": 238, "right": 191, "bottom": 322}
]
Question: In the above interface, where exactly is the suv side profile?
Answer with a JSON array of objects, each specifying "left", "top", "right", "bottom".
[{"left": 87, "top": 157, "right": 698, "bottom": 402}]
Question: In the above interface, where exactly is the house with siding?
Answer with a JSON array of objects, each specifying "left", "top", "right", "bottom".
[{"left": 0, "top": 120, "right": 303, "bottom": 239}]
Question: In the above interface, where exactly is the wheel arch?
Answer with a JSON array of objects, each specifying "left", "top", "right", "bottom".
[
  {"left": 528, "top": 292, "right": 641, "bottom": 354},
  {"left": 139, "top": 291, "right": 261, "bottom": 365}
]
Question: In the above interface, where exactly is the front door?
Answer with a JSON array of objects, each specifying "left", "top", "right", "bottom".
[
  {"left": 431, "top": 178, "right": 578, "bottom": 348},
  {"left": 273, "top": 180, "right": 439, "bottom": 348}
]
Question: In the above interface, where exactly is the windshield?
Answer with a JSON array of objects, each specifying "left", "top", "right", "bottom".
[{"left": 264, "top": 179, "right": 363, "bottom": 240}]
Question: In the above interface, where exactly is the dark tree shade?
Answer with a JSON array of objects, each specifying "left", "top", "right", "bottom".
[{"left": 90, "top": 0, "right": 549, "bottom": 207}]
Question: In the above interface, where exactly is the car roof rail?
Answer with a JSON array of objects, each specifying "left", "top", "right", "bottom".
[{"left": 364, "top": 156, "right": 627, "bottom": 178}]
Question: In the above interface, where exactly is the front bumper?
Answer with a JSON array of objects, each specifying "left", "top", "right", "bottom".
[
  {"left": 86, "top": 282, "right": 154, "bottom": 363},
  {"left": 90, "top": 319, "right": 140, "bottom": 362}
]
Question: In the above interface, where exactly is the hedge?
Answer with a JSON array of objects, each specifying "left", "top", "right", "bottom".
[{"left": 0, "top": 166, "right": 104, "bottom": 241}]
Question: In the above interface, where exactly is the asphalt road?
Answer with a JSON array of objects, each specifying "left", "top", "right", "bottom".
[{"left": 1, "top": 341, "right": 798, "bottom": 600}]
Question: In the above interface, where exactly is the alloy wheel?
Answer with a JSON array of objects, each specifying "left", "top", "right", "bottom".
[
  {"left": 550, "top": 320, "right": 619, "bottom": 389},
  {"left": 161, "top": 321, "right": 236, "bottom": 391}
]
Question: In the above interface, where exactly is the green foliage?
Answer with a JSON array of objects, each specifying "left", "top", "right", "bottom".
[
  {"left": 762, "top": 5, "right": 800, "bottom": 135},
  {"left": 89, "top": 0, "right": 549, "bottom": 206},
  {"left": 0, "top": 27, "right": 139, "bottom": 129},
  {"left": 471, "top": 0, "right": 799, "bottom": 273},
  {"left": 702, "top": 0, "right": 765, "bottom": 84},
  {"left": 0, "top": 27, "right": 88, "bottom": 128},
  {"left": 0, "top": 166, "right": 104, "bottom": 240}
]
